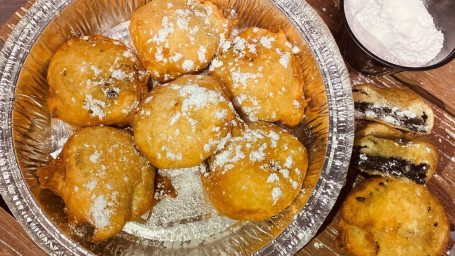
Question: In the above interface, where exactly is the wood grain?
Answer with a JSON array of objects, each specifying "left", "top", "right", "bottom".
[
  {"left": 1, "top": 0, "right": 455, "bottom": 255},
  {"left": 0, "top": 0, "right": 34, "bottom": 47},
  {"left": 0, "top": 207, "right": 46, "bottom": 256}
]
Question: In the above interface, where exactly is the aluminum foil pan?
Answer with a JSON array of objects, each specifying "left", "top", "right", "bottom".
[{"left": 0, "top": 0, "right": 353, "bottom": 255}]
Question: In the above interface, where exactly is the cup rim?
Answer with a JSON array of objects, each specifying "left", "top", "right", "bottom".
[{"left": 340, "top": 0, "right": 455, "bottom": 72}]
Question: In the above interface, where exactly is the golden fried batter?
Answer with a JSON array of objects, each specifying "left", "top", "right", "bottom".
[
  {"left": 354, "top": 135, "right": 438, "bottom": 184},
  {"left": 355, "top": 122, "right": 415, "bottom": 141},
  {"left": 353, "top": 84, "right": 434, "bottom": 134},
  {"left": 202, "top": 121, "right": 308, "bottom": 220},
  {"left": 209, "top": 27, "right": 306, "bottom": 127},
  {"left": 337, "top": 177, "right": 449, "bottom": 256},
  {"left": 129, "top": 0, "right": 232, "bottom": 82},
  {"left": 38, "top": 126, "right": 155, "bottom": 242},
  {"left": 47, "top": 35, "right": 148, "bottom": 127},
  {"left": 133, "top": 75, "right": 237, "bottom": 169}
]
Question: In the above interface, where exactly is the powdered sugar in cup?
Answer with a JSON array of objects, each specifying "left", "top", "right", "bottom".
[{"left": 339, "top": 0, "right": 455, "bottom": 75}]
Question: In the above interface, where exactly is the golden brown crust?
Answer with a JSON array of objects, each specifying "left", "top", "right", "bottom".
[
  {"left": 129, "top": 0, "right": 232, "bottom": 82},
  {"left": 354, "top": 135, "right": 438, "bottom": 184},
  {"left": 47, "top": 35, "right": 148, "bottom": 127},
  {"left": 133, "top": 75, "right": 237, "bottom": 169},
  {"left": 37, "top": 126, "right": 156, "bottom": 242},
  {"left": 202, "top": 121, "right": 308, "bottom": 220},
  {"left": 337, "top": 177, "right": 450, "bottom": 256},
  {"left": 209, "top": 27, "right": 306, "bottom": 127},
  {"left": 355, "top": 122, "right": 415, "bottom": 141},
  {"left": 353, "top": 84, "right": 434, "bottom": 134}
]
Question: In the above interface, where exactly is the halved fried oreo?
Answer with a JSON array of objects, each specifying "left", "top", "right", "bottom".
[
  {"left": 353, "top": 84, "right": 434, "bottom": 134},
  {"left": 354, "top": 135, "right": 438, "bottom": 184}
]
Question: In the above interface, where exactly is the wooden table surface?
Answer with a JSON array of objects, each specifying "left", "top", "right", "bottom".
[{"left": 1, "top": 0, "right": 454, "bottom": 255}]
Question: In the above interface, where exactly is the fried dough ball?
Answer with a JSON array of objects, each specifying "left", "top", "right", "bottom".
[
  {"left": 337, "top": 177, "right": 450, "bottom": 256},
  {"left": 133, "top": 75, "right": 237, "bottom": 169},
  {"left": 129, "top": 0, "right": 232, "bottom": 82},
  {"left": 201, "top": 121, "right": 308, "bottom": 220},
  {"left": 209, "top": 27, "right": 306, "bottom": 127},
  {"left": 37, "top": 126, "right": 156, "bottom": 242},
  {"left": 47, "top": 35, "right": 148, "bottom": 127}
]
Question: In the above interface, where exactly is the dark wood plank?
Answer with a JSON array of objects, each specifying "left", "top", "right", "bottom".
[
  {"left": 0, "top": 0, "right": 28, "bottom": 28},
  {"left": 394, "top": 68, "right": 455, "bottom": 117},
  {"left": 0, "top": 207, "right": 47, "bottom": 256},
  {"left": 0, "top": 0, "right": 33, "bottom": 48},
  {"left": 0, "top": 195, "right": 12, "bottom": 215}
]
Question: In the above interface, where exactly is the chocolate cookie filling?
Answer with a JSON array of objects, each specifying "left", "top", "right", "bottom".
[
  {"left": 354, "top": 102, "right": 428, "bottom": 133},
  {"left": 356, "top": 152, "right": 430, "bottom": 184}
]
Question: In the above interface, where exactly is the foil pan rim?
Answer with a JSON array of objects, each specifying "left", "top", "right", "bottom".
[
  {"left": 0, "top": 1, "right": 93, "bottom": 255},
  {"left": 0, "top": 0, "right": 354, "bottom": 255}
]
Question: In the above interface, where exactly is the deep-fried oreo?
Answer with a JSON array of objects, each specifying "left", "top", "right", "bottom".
[
  {"left": 202, "top": 121, "right": 308, "bottom": 220},
  {"left": 37, "top": 126, "right": 156, "bottom": 242},
  {"left": 47, "top": 35, "right": 148, "bottom": 127},
  {"left": 353, "top": 84, "right": 434, "bottom": 134},
  {"left": 337, "top": 177, "right": 450, "bottom": 256},
  {"left": 209, "top": 27, "right": 306, "bottom": 127},
  {"left": 133, "top": 75, "right": 237, "bottom": 169},
  {"left": 354, "top": 131, "right": 438, "bottom": 184},
  {"left": 129, "top": 0, "right": 233, "bottom": 82}
]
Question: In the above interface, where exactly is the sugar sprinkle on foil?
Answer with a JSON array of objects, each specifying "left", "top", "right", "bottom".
[{"left": 122, "top": 165, "right": 239, "bottom": 245}]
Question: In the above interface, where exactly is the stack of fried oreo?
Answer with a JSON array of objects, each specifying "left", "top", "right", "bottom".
[
  {"left": 336, "top": 84, "right": 450, "bottom": 256},
  {"left": 352, "top": 84, "right": 436, "bottom": 184}
]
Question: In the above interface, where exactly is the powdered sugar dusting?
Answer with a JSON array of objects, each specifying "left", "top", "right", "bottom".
[
  {"left": 267, "top": 173, "right": 280, "bottom": 183},
  {"left": 182, "top": 60, "right": 195, "bottom": 71},
  {"left": 209, "top": 59, "right": 223, "bottom": 71},
  {"left": 314, "top": 241, "right": 324, "bottom": 249},
  {"left": 85, "top": 180, "right": 98, "bottom": 192},
  {"left": 271, "top": 187, "right": 283, "bottom": 205},
  {"left": 197, "top": 46, "right": 207, "bottom": 63},
  {"left": 162, "top": 145, "right": 183, "bottom": 160},
  {"left": 90, "top": 194, "right": 113, "bottom": 228},
  {"left": 141, "top": 78, "right": 234, "bottom": 164},
  {"left": 83, "top": 94, "right": 106, "bottom": 119},
  {"left": 173, "top": 83, "right": 223, "bottom": 112},
  {"left": 249, "top": 143, "right": 267, "bottom": 162},
  {"left": 230, "top": 67, "right": 263, "bottom": 90},
  {"left": 90, "top": 150, "right": 101, "bottom": 163},
  {"left": 279, "top": 52, "right": 291, "bottom": 68},
  {"left": 154, "top": 16, "right": 175, "bottom": 44},
  {"left": 284, "top": 156, "right": 293, "bottom": 168},
  {"left": 91, "top": 65, "right": 102, "bottom": 76},
  {"left": 260, "top": 36, "right": 275, "bottom": 49}
]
